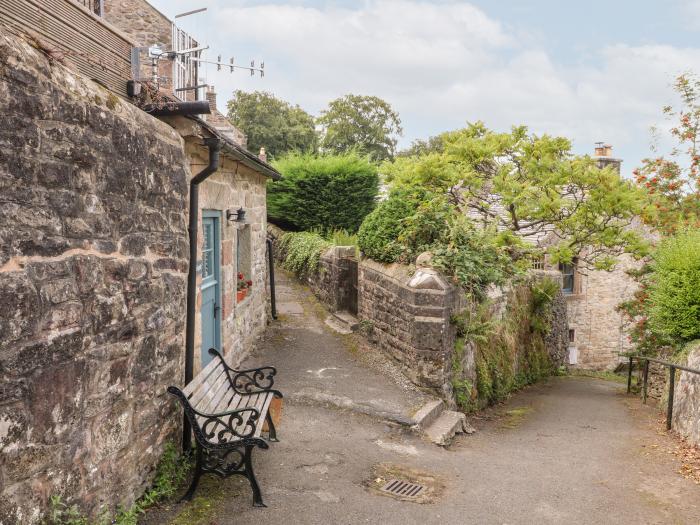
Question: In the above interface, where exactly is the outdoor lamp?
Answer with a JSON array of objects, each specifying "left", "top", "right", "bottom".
[{"left": 226, "top": 207, "right": 246, "bottom": 222}]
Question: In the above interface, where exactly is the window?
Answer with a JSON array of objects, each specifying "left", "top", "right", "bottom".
[
  {"left": 531, "top": 255, "right": 545, "bottom": 270},
  {"left": 568, "top": 329, "right": 576, "bottom": 343},
  {"left": 236, "top": 225, "right": 252, "bottom": 282},
  {"left": 559, "top": 259, "right": 577, "bottom": 294}
]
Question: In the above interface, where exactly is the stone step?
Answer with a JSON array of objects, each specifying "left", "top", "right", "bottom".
[
  {"left": 411, "top": 399, "right": 444, "bottom": 429},
  {"left": 332, "top": 310, "right": 359, "bottom": 330},
  {"left": 324, "top": 315, "right": 354, "bottom": 335},
  {"left": 423, "top": 410, "right": 471, "bottom": 447},
  {"left": 325, "top": 310, "right": 359, "bottom": 334}
]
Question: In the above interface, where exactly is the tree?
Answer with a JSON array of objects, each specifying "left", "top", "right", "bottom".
[
  {"left": 383, "top": 122, "right": 649, "bottom": 270},
  {"left": 226, "top": 90, "right": 316, "bottom": 160},
  {"left": 634, "top": 73, "right": 700, "bottom": 234},
  {"left": 268, "top": 152, "right": 379, "bottom": 233},
  {"left": 317, "top": 94, "right": 402, "bottom": 161},
  {"left": 397, "top": 133, "right": 448, "bottom": 158}
]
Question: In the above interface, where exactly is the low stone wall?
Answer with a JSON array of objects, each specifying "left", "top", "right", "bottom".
[
  {"left": 358, "top": 259, "right": 459, "bottom": 399},
  {"left": 673, "top": 342, "right": 700, "bottom": 447},
  {"left": 267, "top": 225, "right": 358, "bottom": 314}
]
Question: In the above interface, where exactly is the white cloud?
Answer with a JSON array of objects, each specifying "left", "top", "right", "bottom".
[{"left": 163, "top": 0, "right": 700, "bottom": 174}]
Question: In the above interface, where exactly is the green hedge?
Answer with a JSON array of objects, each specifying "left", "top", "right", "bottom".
[
  {"left": 648, "top": 229, "right": 700, "bottom": 343},
  {"left": 268, "top": 153, "right": 379, "bottom": 233},
  {"left": 356, "top": 188, "right": 421, "bottom": 262}
]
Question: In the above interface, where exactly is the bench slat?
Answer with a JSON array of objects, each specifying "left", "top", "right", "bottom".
[
  {"left": 195, "top": 392, "right": 274, "bottom": 444},
  {"left": 187, "top": 365, "right": 227, "bottom": 407},
  {"left": 183, "top": 357, "right": 224, "bottom": 397},
  {"left": 199, "top": 374, "right": 233, "bottom": 414}
]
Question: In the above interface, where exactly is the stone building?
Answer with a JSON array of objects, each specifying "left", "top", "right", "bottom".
[
  {"left": 544, "top": 145, "right": 641, "bottom": 370},
  {"left": 0, "top": 1, "right": 279, "bottom": 521}
]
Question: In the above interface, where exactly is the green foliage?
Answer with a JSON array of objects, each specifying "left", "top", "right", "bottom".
[
  {"left": 279, "top": 231, "right": 332, "bottom": 278},
  {"left": 317, "top": 94, "right": 403, "bottom": 161},
  {"left": 383, "top": 122, "right": 649, "bottom": 269},
  {"left": 45, "top": 442, "right": 191, "bottom": 525},
  {"left": 226, "top": 90, "right": 316, "bottom": 160},
  {"left": 397, "top": 133, "right": 448, "bottom": 158},
  {"left": 359, "top": 191, "right": 512, "bottom": 297},
  {"left": 328, "top": 229, "right": 358, "bottom": 248},
  {"left": 530, "top": 278, "right": 560, "bottom": 334},
  {"left": 648, "top": 229, "right": 700, "bottom": 343},
  {"left": 357, "top": 188, "right": 423, "bottom": 263},
  {"left": 269, "top": 152, "right": 379, "bottom": 233},
  {"left": 45, "top": 496, "right": 90, "bottom": 525},
  {"left": 453, "top": 283, "right": 557, "bottom": 411}
]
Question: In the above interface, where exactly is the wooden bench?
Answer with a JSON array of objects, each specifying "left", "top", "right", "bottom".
[{"left": 168, "top": 348, "right": 282, "bottom": 506}]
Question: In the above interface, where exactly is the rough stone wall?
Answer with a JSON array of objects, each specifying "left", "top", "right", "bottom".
[
  {"left": 186, "top": 142, "right": 269, "bottom": 376},
  {"left": 563, "top": 255, "right": 640, "bottom": 370},
  {"left": 672, "top": 341, "right": 700, "bottom": 447},
  {"left": 0, "top": 28, "right": 189, "bottom": 523},
  {"left": 358, "top": 259, "right": 458, "bottom": 399}
]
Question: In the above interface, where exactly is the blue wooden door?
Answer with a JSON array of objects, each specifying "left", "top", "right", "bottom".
[{"left": 200, "top": 212, "right": 221, "bottom": 367}]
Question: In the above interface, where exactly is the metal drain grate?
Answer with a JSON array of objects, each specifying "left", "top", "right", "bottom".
[{"left": 381, "top": 479, "right": 425, "bottom": 498}]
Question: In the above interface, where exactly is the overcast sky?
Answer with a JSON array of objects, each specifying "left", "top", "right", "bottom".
[{"left": 149, "top": 0, "right": 700, "bottom": 175}]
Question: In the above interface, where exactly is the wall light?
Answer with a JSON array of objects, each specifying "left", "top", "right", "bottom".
[{"left": 226, "top": 207, "right": 246, "bottom": 222}]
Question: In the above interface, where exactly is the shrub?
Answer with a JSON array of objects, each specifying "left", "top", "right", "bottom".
[
  {"left": 648, "top": 229, "right": 700, "bottom": 344},
  {"left": 279, "top": 231, "right": 332, "bottom": 278},
  {"left": 357, "top": 188, "right": 421, "bottom": 262},
  {"left": 268, "top": 153, "right": 379, "bottom": 233}
]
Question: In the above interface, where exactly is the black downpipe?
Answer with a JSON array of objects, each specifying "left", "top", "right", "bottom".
[
  {"left": 183, "top": 137, "right": 221, "bottom": 452},
  {"left": 267, "top": 238, "right": 277, "bottom": 320}
]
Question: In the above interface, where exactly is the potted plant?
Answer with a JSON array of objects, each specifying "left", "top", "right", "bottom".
[{"left": 237, "top": 273, "right": 252, "bottom": 302}]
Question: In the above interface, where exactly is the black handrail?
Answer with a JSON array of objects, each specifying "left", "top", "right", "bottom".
[{"left": 622, "top": 353, "right": 700, "bottom": 430}]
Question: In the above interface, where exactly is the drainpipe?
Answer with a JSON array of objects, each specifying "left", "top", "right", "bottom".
[{"left": 183, "top": 137, "right": 221, "bottom": 451}]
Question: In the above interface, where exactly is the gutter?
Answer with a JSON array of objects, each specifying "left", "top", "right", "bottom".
[{"left": 183, "top": 137, "right": 221, "bottom": 451}]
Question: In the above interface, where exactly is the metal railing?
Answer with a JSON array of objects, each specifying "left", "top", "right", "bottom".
[
  {"left": 623, "top": 353, "right": 700, "bottom": 430},
  {"left": 75, "top": 0, "right": 103, "bottom": 16}
]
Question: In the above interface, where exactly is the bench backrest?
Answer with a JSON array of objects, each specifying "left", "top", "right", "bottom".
[{"left": 182, "top": 354, "right": 235, "bottom": 414}]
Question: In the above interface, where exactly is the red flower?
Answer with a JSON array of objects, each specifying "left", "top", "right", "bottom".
[
  {"left": 237, "top": 272, "right": 244, "bottom": 280},
  {"left": 246, "top": 280, "right": 253, "bottom": 287}
]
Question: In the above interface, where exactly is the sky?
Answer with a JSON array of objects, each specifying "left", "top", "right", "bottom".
[{"left": 149, "top": 0, "right": 700, "bottom": 176}]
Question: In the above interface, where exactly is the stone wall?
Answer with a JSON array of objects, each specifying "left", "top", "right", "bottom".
[
  {"left": 0, "top": 29, "right": 189, "bottom": 523},
  {"left": 358, "top": 259, "right": 459, "bottom": 399},
  {"left": 673, "top": 341, "right": 700, "bottom": 447},
  {"left": 267, "top": 226, "right": 358, "bottom": 314},
  {"left": 564, "top": 255, "right": 640, "bottom": 370}
]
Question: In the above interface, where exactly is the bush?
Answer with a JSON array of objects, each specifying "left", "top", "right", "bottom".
[
  {"left": 268, "top": 153, "right": 379, "bottom": 233},
  {"left": 356, "top": 188, "right": 421, "bottom": 262},
  {"left": 279, "top": 231, "right": 332, "bottom": 278},
  {"left": 648, "top": 229, "right": 700, "bottom": 343}
]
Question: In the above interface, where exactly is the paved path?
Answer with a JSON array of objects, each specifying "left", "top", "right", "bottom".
[{"left": 144, "top": 271, "right": 700, "bottom": 525}]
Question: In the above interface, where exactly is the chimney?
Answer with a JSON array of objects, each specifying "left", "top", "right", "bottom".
[
  {"left": 206, "top": 85, "right": 217, "bottom": 113},
  {"left": 593, "top": 142, "right": 621, "bottom": 173},
  {"left": 259, "top": 147, "right": 267, "bottom": 163}
]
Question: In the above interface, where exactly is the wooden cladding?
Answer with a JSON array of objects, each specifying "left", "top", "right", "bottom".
[{"left": 0, "top": 0, "right": 134, "bottom": 96}]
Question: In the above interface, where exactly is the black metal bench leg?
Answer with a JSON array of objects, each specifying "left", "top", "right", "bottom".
[
  {"left": 181, "top": 445, "right": 203, "bottom": 502},
  {"left": 265, "top": 411, "right": 279, "bottom": 442},
  {"left": 244, "top": 444, "right": 266, "bottom": 508}
]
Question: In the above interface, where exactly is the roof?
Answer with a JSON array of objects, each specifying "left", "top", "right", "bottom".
[{"left": 189, "top": 115, "right": 281, "bottom": 180}]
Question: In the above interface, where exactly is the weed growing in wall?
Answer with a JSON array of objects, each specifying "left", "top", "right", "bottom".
[
  {"left": 451, "top": 278, "right": 560, "bottom": 411},
  {"left": 45, "top": 442, "right": 191, "bottom": 525}
]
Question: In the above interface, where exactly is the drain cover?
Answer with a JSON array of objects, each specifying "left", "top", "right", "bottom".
[{"left": 381, "top": 479, "right": 425, "bottom": 498}]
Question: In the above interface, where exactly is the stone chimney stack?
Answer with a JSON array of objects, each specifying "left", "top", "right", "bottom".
[
  {"left": 593, "top": 142, "right": 621, "bottom": 173},
  {"left": 206, "top": 86, "right": 217, "bottom": 112}
]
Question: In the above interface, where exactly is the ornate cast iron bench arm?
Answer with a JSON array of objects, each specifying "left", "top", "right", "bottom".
[{"left": 208, "top": 348, "right": 283, "bottom": 397}]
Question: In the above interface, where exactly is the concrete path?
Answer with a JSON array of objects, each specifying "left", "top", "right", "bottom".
[
  {"left": 143, "top": 272, "right": 700, "bottom": 525},
  {"left": 245, "top": 269, "right": 431, "bottom": 426}
]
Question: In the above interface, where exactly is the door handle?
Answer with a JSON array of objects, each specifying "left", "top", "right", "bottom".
[{"left": 214, "top": 305, "right": 220, "bottom": 319}]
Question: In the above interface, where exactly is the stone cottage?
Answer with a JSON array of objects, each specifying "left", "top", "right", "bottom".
[
  {"left": 0, "top": 0, "right": 279, "bottom": 521},
  {"left": 543, "top": 145, "right": 641, "bottom": 370}
]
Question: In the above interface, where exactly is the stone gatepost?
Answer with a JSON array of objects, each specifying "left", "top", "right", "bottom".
[{"left": 358, "top": 257, "right": 460, "bottom": 400}]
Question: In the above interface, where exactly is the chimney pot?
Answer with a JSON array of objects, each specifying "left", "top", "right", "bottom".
[{"left": 259, "top": 147, "right": 267, "bottom": 162}]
